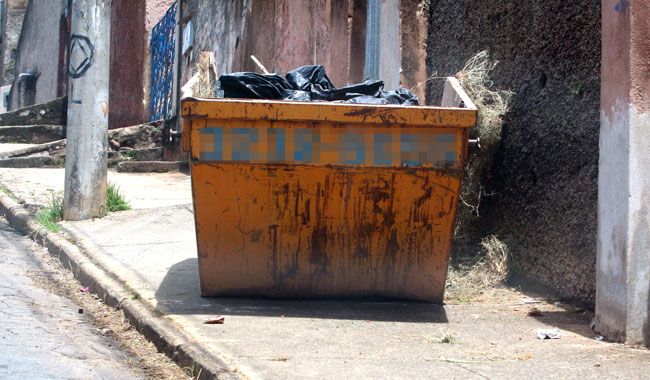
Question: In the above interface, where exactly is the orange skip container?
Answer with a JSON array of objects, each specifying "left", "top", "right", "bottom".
[{"left": 181, "top": 77, "right": 476, "bottom": 302}]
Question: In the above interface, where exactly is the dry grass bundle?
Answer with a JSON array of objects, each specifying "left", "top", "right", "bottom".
[
  {"left": 446, "top": 235, "right": 511, "bottom": 301},
  {"left": 448, "top": 53, "right": 513, "bottom": 299},
  {"left": 455, "top": 50, "right": 513, "bottom": 218},
  {"left": 476, "top": 235, "right": 510, "bottom": 285}
]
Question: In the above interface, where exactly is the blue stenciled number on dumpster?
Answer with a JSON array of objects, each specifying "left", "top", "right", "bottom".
[
  {"left": 268, "top": 128, "right": 285, "bottom": 161},
  {"left": 231, "top": 128, "right": 258, "bottom": 161},
  {"left": 342, "top": 130, "right": 365, "bottom": 165},
  {"left": 294, "top": 128, "right": 315, "bottom": 163},
  {"left": 198, "top": 126, "right": 458, "bottom": 168},
  {"left": 437, "top": 134, "right": 458, "bottom": 163},
  {"left": 199, "top": 128, "right": 223, "bottom": 161},
  {"left": 373, "top": 133, "right": 393, "bottom": 166}
]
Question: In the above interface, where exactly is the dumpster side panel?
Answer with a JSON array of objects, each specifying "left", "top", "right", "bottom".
[{"left": 191, "top": 161, "right": 464, "bottom": 301}]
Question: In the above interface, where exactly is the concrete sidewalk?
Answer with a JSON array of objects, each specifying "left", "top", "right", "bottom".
[{"left": 1, "top": 167, "right": 649, "bottom": 379}]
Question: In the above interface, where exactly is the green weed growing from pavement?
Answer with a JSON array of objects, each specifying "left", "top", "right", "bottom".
[
  {"left": 107, "top": 183, "right": 131, "bottom": 212},
  {"left": 37, "top": 194, "right": 64, "bottom": 233}
]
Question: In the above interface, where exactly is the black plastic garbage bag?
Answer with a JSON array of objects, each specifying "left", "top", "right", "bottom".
[
  {"left": 380, "top": 88, "right": 420, "bottom": 105},
  {"left": 325, "top": 80, "right": 385, "bottom": 101},
  {"left": 345, "top": 96, "right": 392, "bottom": 105},
  {"left": 218, "top": 65, "right": 419, "bottom": 105},
  {"left": 282, "top": 90, "right": 313, "bottom": 102},
  {"left": 286, "top": 65, "right": 335, "bottom": 92},
  {"left": 219, "top": 72, "right": 292, "bottom": 99},
  {"left": 344, "top": 89, "right": 419, "bottom": 105}
]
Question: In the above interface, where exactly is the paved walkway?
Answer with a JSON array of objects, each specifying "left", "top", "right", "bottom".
[
  {"left": 0, "top": 217, "right": 140, "bottom": 380},
  {"left": 1, "top": 167, "right": 649, "bottom": 379}
]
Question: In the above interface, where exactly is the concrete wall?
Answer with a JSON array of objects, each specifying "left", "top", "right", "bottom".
[
  {"left": 233, "top": 0, "right": 350, "bottom": 86},
  {"left": 1, "top": 0, "right": 27, "bottom": 86},
  {"left": 181, "top": 0, "right": 428, "bottom": 92},
  {"left": 426, "top": 1, "right": 601, "bottom": 303},
  {"left": 109, "top": 0, "right": 146, "bottom": 129},
  {"left": 596, "top": 0, "right": 650, "bottom": 346},
  {"left": 7, "top": 0, "right": 161, "bottom": 125},
  {"left": 9, "top": 0, "right": 63, "bottom": 110},
  {"left": 177, "top": 0, "right": 603, "bottom": 304},
  {"left": 112, "top": 0, "right": 177, "bottom": 128},
  {"left": 111, "top": 0, "right": 176, "bottom": 128},
  {"left": 179, "top": 0, "right": 250, "bottom": 86},
  {"left": 399, "top": 0, "right": 428, "bottom": 101}
]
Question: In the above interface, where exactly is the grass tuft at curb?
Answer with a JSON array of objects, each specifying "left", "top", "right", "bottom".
[
  {"left": 35, "top": 184, "right": 131, "bottom": 232},
  {"left": 107, "top": 183, "right": 131, "bottom": 212},
  {"left": 36, "top": 194, "right": 64, "bottom": 233}
]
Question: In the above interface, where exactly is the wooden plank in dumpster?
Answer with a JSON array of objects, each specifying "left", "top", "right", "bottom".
[{"left": 182, "top": 78, "right": 477, "bottom": 302}]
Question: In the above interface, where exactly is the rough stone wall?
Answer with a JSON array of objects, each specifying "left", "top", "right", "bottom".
[
  {"left": 8, "top": 0, "right": 63, "bottom": 110},
  {"left": 426, "top": 1, "right": 601, "bottom": 303},
  {"left": 2, "top": 0, "right": 27, "bottom": 85}
]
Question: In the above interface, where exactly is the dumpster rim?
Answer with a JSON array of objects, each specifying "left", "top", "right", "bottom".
[{"left": 181, "top": 97, "right": 477, "bottom": 128}]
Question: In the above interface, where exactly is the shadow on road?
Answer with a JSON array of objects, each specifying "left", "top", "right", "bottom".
[{"left": 155, "top": 258, "right": 449, "bottom": 323}]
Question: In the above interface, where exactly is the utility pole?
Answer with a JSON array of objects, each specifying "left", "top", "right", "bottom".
[{"left": 63, "top": 0, "right": 111, "bottom": 220}]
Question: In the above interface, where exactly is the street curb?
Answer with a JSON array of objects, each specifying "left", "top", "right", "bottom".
[{"left": 0, "top": 191, "right": 240, "bottom": 380}]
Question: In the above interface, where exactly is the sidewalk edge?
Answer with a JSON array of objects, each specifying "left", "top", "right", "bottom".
[{"left": 0, "top": 192, "right": 241, "bottom": 380}]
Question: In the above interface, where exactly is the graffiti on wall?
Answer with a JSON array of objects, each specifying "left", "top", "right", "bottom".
[
  {"left": 69, "top": 34, "right": 95, "bottom": 79},
  {"left": 149, "top": 2, "right": 177, "bottom": 121}
]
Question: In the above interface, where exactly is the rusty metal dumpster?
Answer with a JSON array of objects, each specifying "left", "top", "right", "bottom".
[{"left": 181, "top": 77, "right": 476, "bottom": 302}]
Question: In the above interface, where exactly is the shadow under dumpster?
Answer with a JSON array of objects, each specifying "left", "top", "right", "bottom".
[{"left": 155, "top": 258, "right": 449, "bottom": 323}]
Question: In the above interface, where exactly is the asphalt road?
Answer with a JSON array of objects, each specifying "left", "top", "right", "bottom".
[{"left": 0, "top": 217, "right": 140, "bottom": 379}]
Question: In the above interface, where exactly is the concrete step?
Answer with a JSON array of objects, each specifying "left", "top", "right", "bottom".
[
  {"left": 108, "top": 147, "right": 163, "bottom": 161},
  {"left": 0, "top": 140, "right": 65, "bottom": 159},
  {"left": 0, "top": 125, "right": 64, "bottom": 144},
  {"left": 0, "top": 97, "right": 66, "bottom": 126},
  {"left": 0, "top": 146, "right": 171, "bottom": 169},
  {"left": 0, "top": 156, "right": 64, "bottom": 168},
  {"left": 116, "top": 161, "right": 189, "bottom": 173}
]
